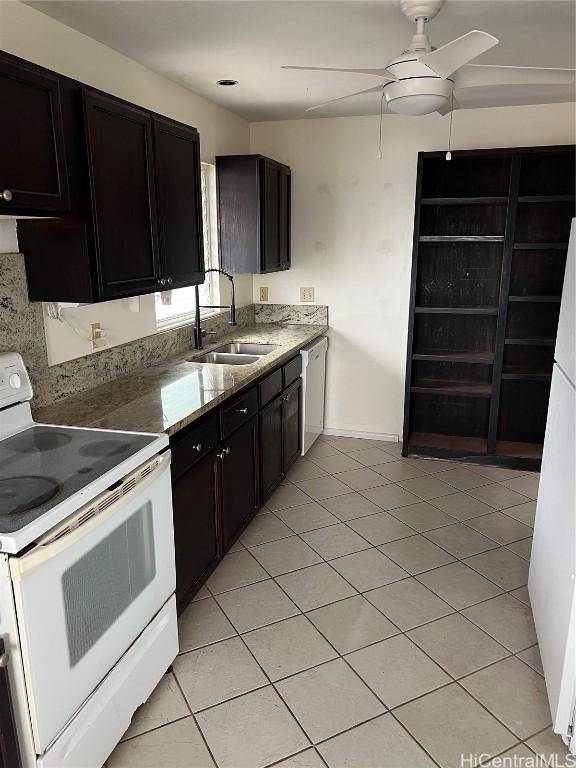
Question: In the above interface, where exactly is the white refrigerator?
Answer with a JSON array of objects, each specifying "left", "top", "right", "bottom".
[{"left": 529, "top": 218, "right": 576, "bottom": 754}]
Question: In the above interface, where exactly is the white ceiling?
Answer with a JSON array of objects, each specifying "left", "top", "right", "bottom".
[{"left": 27, "top": 1, "right": 576, "bottom": 121}]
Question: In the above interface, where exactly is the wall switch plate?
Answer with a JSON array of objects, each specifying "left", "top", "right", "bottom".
[
  {"left": 259, "top": 286, "right": 269, "bottom": 302},
  {"left": 300, "top": 287, "right": 315, "bottom": 303}
]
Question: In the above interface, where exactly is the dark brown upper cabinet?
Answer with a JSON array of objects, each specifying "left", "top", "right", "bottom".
[
  {"left": 217, "top": 154, "right": 291, "bottom": 274},
  {"left": 83, "top": 91, "right": 161, "bottom": 299},
  {"left": 1, "top": 49, "right": 206, "bottom": 303},
  {"left": 153, "top": 117, "right": 205, "bottom": 288},
  {"left": 0, "top": 56, "right": 69, "bottom": 214}
]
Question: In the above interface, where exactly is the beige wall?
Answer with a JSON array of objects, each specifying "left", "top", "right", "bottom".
[
  {"left": 0, "top": 1, "right": 252, "bottom": 365},
  {"left": 250, "top": 104, "right": 575, "bottom": 439}
]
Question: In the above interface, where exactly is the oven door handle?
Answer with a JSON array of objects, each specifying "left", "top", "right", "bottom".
[{"left": 10, "top": 451, "right": 171, "bottom": 580}]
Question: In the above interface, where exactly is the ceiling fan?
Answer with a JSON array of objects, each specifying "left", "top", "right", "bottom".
[{"left": 282, "top": 0, "right": 576, "bottom": 116}]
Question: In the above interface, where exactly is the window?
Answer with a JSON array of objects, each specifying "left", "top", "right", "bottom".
[{"left": 155, "top": 163, "right": 220, "bottom": 329}]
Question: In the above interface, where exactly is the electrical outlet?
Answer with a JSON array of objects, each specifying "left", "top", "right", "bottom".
[
  {"left": 259, "top": 286, "right": 269, "bottom": 302},
  {"left": 300, "top": 287, "right": 315, "bottom": 303},
  {"left": 91, "top": 322, "right": 106, "bottom": 350}
]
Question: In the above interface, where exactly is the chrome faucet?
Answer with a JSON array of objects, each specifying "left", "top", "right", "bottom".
[{"left": 194, "top": 268, "right": 237, "bottom": 350}]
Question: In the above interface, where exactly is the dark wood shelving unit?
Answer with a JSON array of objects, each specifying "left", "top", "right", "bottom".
[
  {"left": 514, "top": 242, "right": 569, "bottom": 250},
  {"left": 403, "top": 144, "right": 575, "bottom": 470},
  {"left": 414, "top": 306, "right": 499, "bottom": 315},
  {"left": 421, "top": 197, "right": 508, "bottom": 206},
  {"left": 411, "top": 380, "right": 492, "bottom": 397},
  {"left": 412, "top": 349, "right": 495, "bottom": 363},
  {"left": 509, "top": 295, "right": 560, "bottom": 303},
  {"left": 419, "top": 235, "right": 505, "bottom": 243}
]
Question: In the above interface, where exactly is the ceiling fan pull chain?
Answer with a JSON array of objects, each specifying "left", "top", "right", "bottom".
[
  {"left": 446, "top": 92, "right": 455, "bottom": 161},
  {"left": 377, "top": 87, "right": 385, "bottom": 160}
]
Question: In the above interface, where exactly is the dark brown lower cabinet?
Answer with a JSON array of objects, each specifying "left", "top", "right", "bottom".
[
  {"left": 171, "top": 451, "right": 219, "bottom": 608},
  {"left": 0, "top": 639, "right": 22, "bottom": 768},
  {"left": 260, "top": 378, "right": 302, "bottom": 504},
  {"left": 260, "top": 396, "right": 285, "bottom": 500},
  {"left": 220, "top": 417, "right": 260, "bottom": 549},
  {"left": 283, "top": 379, "right": 302, "bottom": 472}
]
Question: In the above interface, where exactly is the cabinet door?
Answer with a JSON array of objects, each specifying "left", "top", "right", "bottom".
[
  {"left": 279, "top": 167, "right": 291, "bottom": 269},
  {"left": 261, "top": 160, "right": 280, "bottom": 272},
  {"left": 83, "top": 91, "right": 161, "bottom": 299},
  {"left": 220, "top": 417, "right": 260, "bottom": 550},
  {"left": 0, "top": 57, "right": 68, "bottom": 213},
  {"left": 283, "top": 378, "right": 302, "bottom": 473},
  {"left": 171, "top": 451, "right": 219, "bottom": 609},
  {"left": 260, "top": 395, "right": 284, "bottom": 502},
  {"left": 153, "top": 117, "right": 205, "bottom": 288}
]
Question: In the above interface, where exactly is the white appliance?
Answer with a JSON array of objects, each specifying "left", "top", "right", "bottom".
[
  {"left": 300, "top": 336, "right": 328, "bottom": 455},
  {"left": 529, "top": 219, "right": 576, "bottom": 754},
  {"left": 0, "top": 353, "right": 178, "bottom": 768}
]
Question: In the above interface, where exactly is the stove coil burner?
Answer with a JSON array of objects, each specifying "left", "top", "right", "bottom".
[
  {"left": 79, "top": 440, "right": 132, "bottom": 459},
  {"left": 8, "top": 429, "right": 72, "bottom": 453},
  {"left": 0, "top": 476, "right": 61, "bottom": 515}
]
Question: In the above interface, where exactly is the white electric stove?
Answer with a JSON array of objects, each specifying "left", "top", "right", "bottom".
[{"left": 0, "top": 353, "right": 178, "bottom": 768}]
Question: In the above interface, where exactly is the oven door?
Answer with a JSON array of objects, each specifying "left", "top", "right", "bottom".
[{"left": 9, "top": 451, "right": 175, "bottom": 755}]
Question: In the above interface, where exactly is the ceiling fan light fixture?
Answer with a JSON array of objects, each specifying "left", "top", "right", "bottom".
[{"left": 385, "top": 78, "right": 453, "bottom": 115}]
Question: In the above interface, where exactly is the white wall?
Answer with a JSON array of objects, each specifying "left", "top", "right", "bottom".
[
  {"left": 251, "top": 104, "right": 575, "bottom": 439},
  {"left": 0, "top": 1, "right": 252, "bottom": 365}
]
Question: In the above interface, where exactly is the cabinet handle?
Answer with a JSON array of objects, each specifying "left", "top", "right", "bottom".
[
  {"left": 1, "top": 190, "right": 13, "bottom": 202},
  {"left": 158, "top": 278, "right": 167, "bottom": 286},
  {"left": 167, "top": 277, "right": 173, "bottom": 285},
  {"left": 217, "top": 447, "right": 231, "bottom": 460},
  {"left": 192, "top": 443, "right": 202, "bottom": 452},
  {"left": 0, "top": 652, "right": 9, "bottom": 668},
  {"left": 234, "top": 407, "right": 248, "bottom": 415}
]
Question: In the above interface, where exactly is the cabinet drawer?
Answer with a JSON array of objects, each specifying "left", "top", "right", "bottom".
[
  {"left": 171, "top": 414, "right": 218, "bottom": 481},
  {"left": 283, "top": 355, "right": 302, "bottom": 388},
  {"left": 259, "top": 369, "right": 283, "bottom": 408},
  {"left": 220, "top": 387, "right": 259, "bottom": 439}
]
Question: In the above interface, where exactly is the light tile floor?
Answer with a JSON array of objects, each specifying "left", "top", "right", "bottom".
[{"left": 107, "top": 437, "right": 573, "bottom": 768}]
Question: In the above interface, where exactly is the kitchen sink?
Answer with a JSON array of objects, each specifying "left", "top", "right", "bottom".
[
  {"left": 211, "top": 343, "right": 278, "bottom": 356},
  {"left": 190, "top": 342, "right": 278, "bottom": 366},
  {"left": 193, "top": 352, "right": 261, "bottom": 365}
]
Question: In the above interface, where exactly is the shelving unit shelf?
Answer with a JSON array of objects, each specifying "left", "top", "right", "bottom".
[{"left": 403, "top": 144, "right": 575, "bottom": 470}]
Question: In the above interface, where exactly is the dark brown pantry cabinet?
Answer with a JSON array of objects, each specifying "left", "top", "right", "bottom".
[
  {"left": 0, "top": 56, "right": 69, "bottom": 214},
  {"left": 217, "top": 154, "right": 291, "bottom": 274},
  {"left": 0, "top": 49, "right": 206, "bottom": 302},
  {"left": 403, "top": 144, "right": 575, "bottom": 470}
]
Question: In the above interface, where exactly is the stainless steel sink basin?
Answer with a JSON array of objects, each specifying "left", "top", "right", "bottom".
[
  {"left": 211, "top": 343, "right": 278, "bottom": 356},
  {"left": 189, "top": 342, "right": 278, "bottom": 365},
  {"left": 193, "top": 352, "right": 261, "bottom": 366}
]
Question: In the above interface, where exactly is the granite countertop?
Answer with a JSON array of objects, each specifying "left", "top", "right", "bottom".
[{"left": 35, "top": 323, "right": 328, "bottom": 436}]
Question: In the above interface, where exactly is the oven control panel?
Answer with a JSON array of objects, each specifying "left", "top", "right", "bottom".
[{"left": 0, "top": 352, "right": 33, "bottom": 408}]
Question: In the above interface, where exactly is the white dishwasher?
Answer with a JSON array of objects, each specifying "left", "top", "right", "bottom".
[{"left": 300, "top": 335, "right": 328, "bottom": 455}]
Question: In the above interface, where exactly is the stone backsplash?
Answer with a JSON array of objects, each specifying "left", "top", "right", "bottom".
[
  {"left": 0, "top": 251, "right": 254, "bottom": 409},
  {"left": 0, "top": 251, "right": 329, "bottom": 410},
  {"left": 254, "top": 303, "right": 328, "bottom": 325}
]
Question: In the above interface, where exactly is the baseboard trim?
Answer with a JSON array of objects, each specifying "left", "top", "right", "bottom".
[{"left": 322, "top": 428, "right": 400, "bottom": 444}]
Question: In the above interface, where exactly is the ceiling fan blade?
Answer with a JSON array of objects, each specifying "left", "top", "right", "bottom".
[
  {"left": 419, "top": 30, "right": 499, "bottom": 79},
  {"left": 282, "top": 65, "right": 396, "bottom": 80},
  {"left": 305, "top": 84, "right": 386, "bottom": 112},
  {"left": 456, "top": 64, "right": 576, "bottom": 89},
  {"left": 453, "top": 83, "right": 576, "bottom": 110}
]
